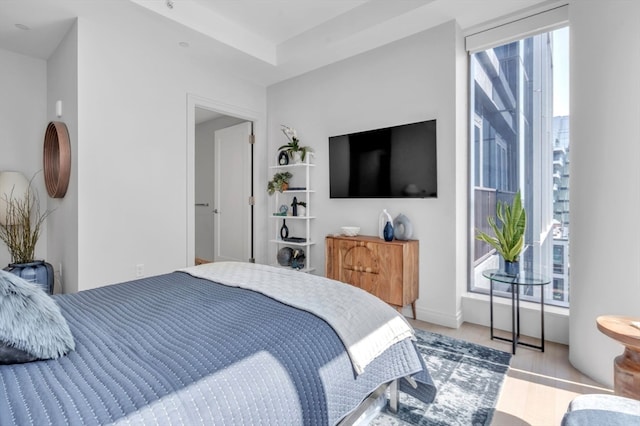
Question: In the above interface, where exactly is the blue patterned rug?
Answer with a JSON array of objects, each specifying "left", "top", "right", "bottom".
[{"left": 372, "top": 329, "right": 512, "bottom": 425}]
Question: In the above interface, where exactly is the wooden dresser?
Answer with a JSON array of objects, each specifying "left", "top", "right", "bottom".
[{"left": 325, "top": 235, "right": 419, "bottom": 318}]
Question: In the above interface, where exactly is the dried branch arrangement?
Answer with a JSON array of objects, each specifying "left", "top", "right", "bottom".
[{"left": 0, "top": 183, "right": 52, "bottom": 264}]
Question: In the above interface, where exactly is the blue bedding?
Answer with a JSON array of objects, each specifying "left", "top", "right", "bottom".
[{"left": 0, "top": 271, "right": 435, "bottom": 425}]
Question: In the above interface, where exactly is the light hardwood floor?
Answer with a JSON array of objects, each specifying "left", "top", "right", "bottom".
[{"left": 408, "top": 319, "right": 613, "bottom": 426}]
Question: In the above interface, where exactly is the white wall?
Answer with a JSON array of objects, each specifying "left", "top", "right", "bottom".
[
  {"left": 267, "top": 21, "right": 467, "bottom": 327},
  {"left": 47, "top": 21, "right": 79, "bottom": 293},
  {"left": 568, "top": 0, "right": 640, "bottom": 387},
  {"left": 69, "top": 13, "right": 266, "bottom": 290},
  {"left": 0, "top": 49, "right": 48, "bottom": 267}
]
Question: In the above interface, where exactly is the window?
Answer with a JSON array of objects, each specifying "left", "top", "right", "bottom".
[{"left": 469, "top": 25, "right": 570, "bottom": 308}]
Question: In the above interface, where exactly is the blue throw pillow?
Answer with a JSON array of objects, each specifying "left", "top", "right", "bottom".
[{"left": 0, "top": 269, "right": 75, "bottom": 364}]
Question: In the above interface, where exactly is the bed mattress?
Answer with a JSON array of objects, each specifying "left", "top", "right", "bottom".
[{"left": 0, "top": 270, "right": 435, "bottom": 425}]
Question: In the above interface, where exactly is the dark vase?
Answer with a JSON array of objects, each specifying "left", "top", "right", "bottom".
[
  {"left": 280, "top": 220, "right": 289, "bottom": 239},
  {"left": 5, "top": 260, "right": 54, "bottom": 295},
  {"left": 504, "top": 260, "right": 520, "bottom": 277},
  {"left": 383, "top": 221, "right": 394, "bottom": 241}
]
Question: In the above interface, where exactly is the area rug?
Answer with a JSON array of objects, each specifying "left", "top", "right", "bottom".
[{"left": 372, "top": 329, "right": 512, "bottom": 426}]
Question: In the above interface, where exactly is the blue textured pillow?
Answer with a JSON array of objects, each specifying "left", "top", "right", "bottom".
[{"left": 0, "top": 270, "right": 75, "bottom": 364}]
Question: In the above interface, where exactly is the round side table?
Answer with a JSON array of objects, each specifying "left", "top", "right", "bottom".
[{"left": 596, "top": 315, "right": 640, "bottom": 400}]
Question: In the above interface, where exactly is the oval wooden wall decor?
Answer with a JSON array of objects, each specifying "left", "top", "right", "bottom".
[{"left": 43, "top": 121, "right": 71, "bottom": 198}]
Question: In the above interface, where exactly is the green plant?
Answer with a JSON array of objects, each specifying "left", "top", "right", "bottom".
[
  {"left": 475, "top": 190, "right": 526, "bottom": 262},
  {"left": 279, "top": 125, "right": 313, "bottom": 162},
  {"left": 267, "top": 171, "right": 293, "bottom": 195},
  {"left": 0, "top": 180, "right": 52, "bottom": 264}
]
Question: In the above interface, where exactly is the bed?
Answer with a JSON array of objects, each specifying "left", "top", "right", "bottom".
[{"left": 0, "top": 261, "right": 435, "bottom": 425}]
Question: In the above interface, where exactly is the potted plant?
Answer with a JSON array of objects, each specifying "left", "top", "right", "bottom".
[
  {"left": 267, "top": 171, "right": 293, "bottom": 195},
  {"left": 0, "top": 172, "right": 54, "bottom": 293},
  {"left": 475, "top": 190, "right": 526, "bottom": 275},
  {"left": 279, "top": 125, "right": 313, "bottom": 163}
]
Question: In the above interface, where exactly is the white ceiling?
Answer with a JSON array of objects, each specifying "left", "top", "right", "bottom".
[{"left": 0, "top": 0, "right": 553, "bottom": 86}]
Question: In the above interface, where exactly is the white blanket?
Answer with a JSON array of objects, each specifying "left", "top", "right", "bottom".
[{"left": 180, "top": 262, "right": 415, "bottom": 375}]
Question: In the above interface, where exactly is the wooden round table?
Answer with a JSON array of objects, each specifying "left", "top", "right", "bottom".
[{"left": 596, "top": 315, "right": 640, "bottom": 400}]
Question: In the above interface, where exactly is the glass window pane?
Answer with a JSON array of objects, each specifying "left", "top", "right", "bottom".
[{"left": 470, "top": 27, "right": 570, "bottom": 308}]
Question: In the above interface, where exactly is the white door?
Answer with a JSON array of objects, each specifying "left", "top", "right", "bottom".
[
  {"left": 214, "top": 122, "right": 251, "bottom": 262},
  {"left": 195, "top": 129, "right": 215, "bottom": 262}
]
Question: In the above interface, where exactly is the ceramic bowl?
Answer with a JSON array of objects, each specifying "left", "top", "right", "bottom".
[{"left": 341, "top": 226, "right": 360, "bottom": 237}]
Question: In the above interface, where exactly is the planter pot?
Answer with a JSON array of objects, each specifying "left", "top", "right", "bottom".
[
  {"left": 4, "top": 260, "right": 54, "bottom": 295},
  {"left": 291, "top": 152, "right": 302, "bottom": 164},
  {"left": 504, "top": 260, "right": 520, "bottom": 277}
]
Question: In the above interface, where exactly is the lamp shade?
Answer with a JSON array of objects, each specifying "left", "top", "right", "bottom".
[{"left": 0, "top": 171, "right": 29, "bottom": 225}]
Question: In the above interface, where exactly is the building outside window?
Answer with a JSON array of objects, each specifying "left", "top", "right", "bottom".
[{"left": 470, "top": 26, "right": 570, "bottom": 308}]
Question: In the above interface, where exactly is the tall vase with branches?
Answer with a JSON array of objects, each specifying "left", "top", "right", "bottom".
[{"left": 0, "top": 176, "right": 54, "bottom": 293}]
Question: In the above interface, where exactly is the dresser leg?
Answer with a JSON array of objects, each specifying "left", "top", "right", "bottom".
[{"left": 411, "top": 302, "right": 416, "bottom": 320}]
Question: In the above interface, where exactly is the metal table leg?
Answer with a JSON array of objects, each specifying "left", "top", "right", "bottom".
[
  {"left": 490, "top": 279, "right": 495, "bottom": 340},
  {"left": 511, "top": 281, "right": 516, "bottom": 354}
]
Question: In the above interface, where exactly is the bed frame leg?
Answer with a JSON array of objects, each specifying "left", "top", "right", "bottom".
[{"left": 389, "top": 379, "right": 399, "bottom": 413}]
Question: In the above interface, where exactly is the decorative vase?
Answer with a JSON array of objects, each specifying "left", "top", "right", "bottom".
[
  {"left": 504, "top": 260, "right": 519, "bottom": 276},
  {"left": 5, "top": 260, "right": 54, "bottom": 295},
  {"left": 277, "top": 247, "right": 294, "bottom": 266},
  {"left": 393, "top": 213, "right": 413, "bottom": 240},
  {"left": 280, "top": 220, "right": 289, "bottom": 239},
  {"left": 378, "top": 209, "right": 393, "bottom": 239},
  {"left": 383, "top": 221, "right": 394, "bottom": 241},
  {"left": 292, "top": 151, "right": 304, "bottom": 164},
  {"left": 298, "top": 205, "right": 306, "bottom": 217}
]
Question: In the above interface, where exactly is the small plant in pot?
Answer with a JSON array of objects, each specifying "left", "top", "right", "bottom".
[
  {"left": 267, "top": 171, "right": 293, "bottom": 195},
  {"left": 0, "top": 172, "right": 54, "bottom": 294},
  {"left": 475, "top": 190, "right": 526, "bottom": 276},
  {"left": 279, "top": 125, "right": 313, "bottom": 163}
]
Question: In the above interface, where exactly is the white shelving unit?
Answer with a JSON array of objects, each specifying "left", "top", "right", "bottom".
[{"left": 269, "top": 156, "right": 315, "bottom": 272}]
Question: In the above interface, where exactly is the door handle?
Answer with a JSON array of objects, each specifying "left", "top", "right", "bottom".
[{"left": 213, "top": 209, "right": 220, "bottom": 214}]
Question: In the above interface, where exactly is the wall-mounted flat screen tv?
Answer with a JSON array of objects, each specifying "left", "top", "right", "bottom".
[{"left": 329, "top": 119, "right": 437, "bottom": 198}]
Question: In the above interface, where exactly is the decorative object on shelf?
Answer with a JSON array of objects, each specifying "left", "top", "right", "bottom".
[
  {"left": 291, "top": 248, "right": 305, "bottom": 270},
  {"left": 277, "top": 150, "right": 289, "bottom": 166},
  {"left": 0, "top": 171, "right": 54, "bottom": 294},
  {"left": 378, "top": 209, "right": 394, "bottom": 241},
  {"left": 280, "top": 220, "right": 289, "bottom": 239},
  {"left": 277, "top": 247, "right": 294, "bottom": 266},
  {"left": 297, "top": 201, "right": 306, "bottom": 217},
  {"left": 279, "top": 204, "right": 289, "bottom": 215},
  {"left": 267, "top": 171, "right": 292, "bottom": 195},
  {"left": 290, "top": 198, "right": 306, "bottom": 217},
  {"left": 341, "top": 226, "right": 360, "bottom": 237},
  {"left": 43, "top": 121, "right": 71, "bottom": 198},
  {"left": 393, "top": 214, "right": 413, "bottom": 240},
  {"left": 475, "top": 190, "right": 526, "bottom": 276},
  {"left": 283, "top": 236, "right": 306, "bottom": 243},
  {"left": 279, "top": 125, "right": 313, "bottom": 163}
]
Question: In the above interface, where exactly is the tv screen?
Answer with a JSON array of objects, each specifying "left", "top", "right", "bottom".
[{"left": 329, "top": 119, "right": 437, "bottom": 198}]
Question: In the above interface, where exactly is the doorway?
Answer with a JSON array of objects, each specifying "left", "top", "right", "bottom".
[{"left": 189, "top": 97, "right": 256, "bottom": 266}]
